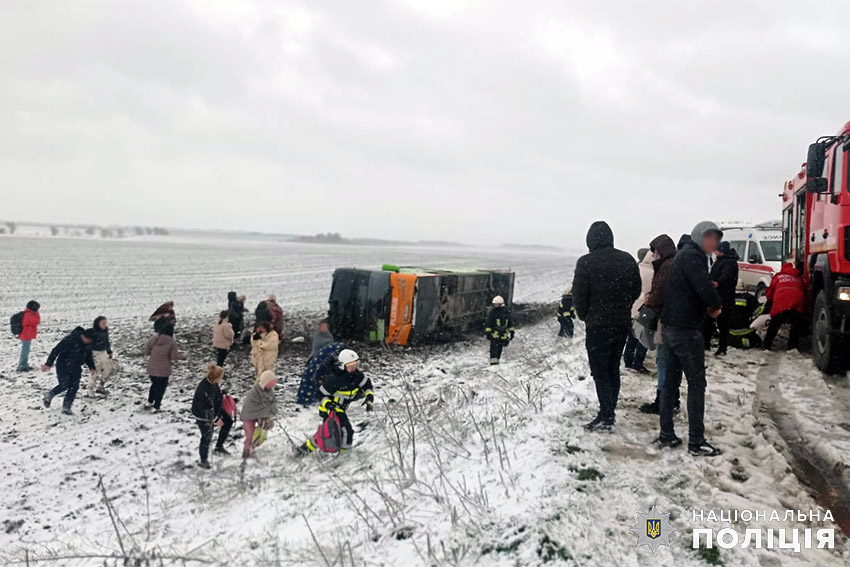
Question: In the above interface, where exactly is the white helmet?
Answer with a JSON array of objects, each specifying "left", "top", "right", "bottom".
[
  {"left": 492, "top": 295, "right": 505, "bottom": 306},
  {"left": 338, "top": 349, "right": 359, "bottom": 369}
]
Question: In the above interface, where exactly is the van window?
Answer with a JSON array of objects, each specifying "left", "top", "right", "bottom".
[
  {"left": 728, "top": 241, "right": 746, "bottom": 258},
  {"left": 746, "top": 242, "right": 762, "bottom": 264},
  {"left": 761, "top": 241, "right": 782, "bottom": 262}
]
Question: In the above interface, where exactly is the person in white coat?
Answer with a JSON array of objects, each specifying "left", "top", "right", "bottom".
[{"left": 622, "top": 248, "right": 655, "bottom": 373}]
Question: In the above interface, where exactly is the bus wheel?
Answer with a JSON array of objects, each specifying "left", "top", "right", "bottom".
[{"left": 812, "top": 291, "right": 846, "bottom": 373}]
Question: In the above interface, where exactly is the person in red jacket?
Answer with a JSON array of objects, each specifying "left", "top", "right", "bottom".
[
  {"left": 763, "top": 263, "right": 807, "bottom": 351},
  {"left": 16, "top": 300, "right": 41, "bottom": 372}
]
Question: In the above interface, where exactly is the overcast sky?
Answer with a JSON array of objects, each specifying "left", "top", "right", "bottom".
[{"left": 2, "top": 0, "right": 848, "bottom": 251}]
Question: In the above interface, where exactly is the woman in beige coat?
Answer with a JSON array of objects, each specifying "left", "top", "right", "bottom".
[
  {"left": 212, "top": 311, "right": 235, "bottom": 367},
  {"left": 250, "top": 321, "right": 279, "bottom": 379}
]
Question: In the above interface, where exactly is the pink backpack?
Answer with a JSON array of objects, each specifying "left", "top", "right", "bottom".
[
  {"left": 312, "top": 411, "right": 343, "bottom": 453},
  {"left": 222, "top": 394, "right": 237, "bottom": 418}
]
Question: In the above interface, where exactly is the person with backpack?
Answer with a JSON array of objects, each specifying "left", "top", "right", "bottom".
[
  {"left": 572, "top": 221, "right": 642, "bottom": 431},
  {"left": 556, "top": 289, "right": 576, "bottom": 339},
  {"left": 250, "top": 321, "right": 279, "bottom": 379},
  {"left": 143, "top": 320, "right": 187, "bottom": 412},
  {"left": 763, "top": 263, "right": 807, "bottom": 351},
  {"left": 485, "top": 296, "right": 514, "bottom": 365},
  {"left": 42, "top": 327, "right": 96, "bottom": 415},
  {"left": 212, "top": 311, "right": 235, "bottom": 366},
  {"left": 240, "top": 370, "right": 278, "bottom": 459},
  {"left": 299, "top": 349, "right": 374, "bottom": 454},
  {"left": 657, "top": 221, "right": 724, "bottom": 457},
  {"left": 13, "top": 300, "right": 41, "bottom": 372},
  {"left": 88, "top": 315, "right": 119, "bottom": 394},
  {"left": 191, "top": 363, "right": 233, "bottom": 468},
  {"left": 706, "top": 241, "right": 739, "bottom": 356}
]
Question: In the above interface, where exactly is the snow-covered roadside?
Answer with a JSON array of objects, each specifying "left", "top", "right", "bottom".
[{"left": 1, "top": 318, "right": 847, "bottom": 566}]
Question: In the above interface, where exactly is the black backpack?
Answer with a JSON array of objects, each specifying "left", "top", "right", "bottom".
[{"left": 10, "top": 311, "right": 24, "bottom": 336}]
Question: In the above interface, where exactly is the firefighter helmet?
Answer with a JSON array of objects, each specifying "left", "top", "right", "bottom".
[
  {"left": 338, "top": 349, "right": 360, "bottom": 369},
  {"left": 492, "top": 296, "right": 505, "bottom": 306}
]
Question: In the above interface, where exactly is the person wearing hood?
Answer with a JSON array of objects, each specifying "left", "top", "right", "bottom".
[
  {"left": 623, "top": 248, "right": 655, "bottom": 373},
  {"left": 41, "top": 327, "right": 96, "bottom": 415},
  {"left": 556, "top": 289, "right": 576, "bottom": 339},
  {"left": 250, "top": 321, "right": 280, "bottom": 379},
  {"left": 657, "top": 221, "right": 723, "bottom": 457},
  {"left": 677, "top": 234, "right": 692, "bottom": 251},
  {"left": 571, "top": 221, "right": 642, "bottom": 431},
  {"left": 240, "top": 370, "right": 279, "bottom": 459},
  {"left": 255, "top": 298, "right": 273, "bottom": 327},
  {"left": 15, "top": 300, "right": 41, "bottom": 372},
  {"left": 638, "top": 234, "right": 678, "bottom": 415},
  {"left": 212, "top": 311, "right": 235, "bottom": 366},
  {"left": 763, "top": 263, "right": 806, "bottom": 351},
  {"left": 311, "top": 319, "right": 335, "bottom": 356},
  {"left": 143, "top": 321, "right": 187, "bottom": 412},
  {"left": 705, "top": 242, "right": 740, "bottom": 355},
  {"left": 192, "top": 363, "right": 232, "bottom": 468},
  {"left": 227, "top": 292, "right": 247, "bottom": 342},
  {"left": 88, "top": 316, "right": 119, "bottom": 394},
  {"left": 266, "top": 295, "right": 284, "bottom": 337}
]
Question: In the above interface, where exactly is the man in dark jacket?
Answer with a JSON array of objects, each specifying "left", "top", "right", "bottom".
[
  {"left": 705, "top": 241, "right": 739, "bottom": 355},
  {"left": 638, "top": 234, "right": 677, "bottom": 414},
  {"left": 556, "top": 289, "right": 575, "bottom": 339},
  {"left": 658, "top": 221, "right": 723, "bottom": 457},
  {"left": 485, "top": 296, "right": 514, "bottom": 364},
  {"left": 42, "top": 327, "right": 96, "bottom": 415},
  {"left": 572, "top": 221, "right": 642, "bottom": 431}
]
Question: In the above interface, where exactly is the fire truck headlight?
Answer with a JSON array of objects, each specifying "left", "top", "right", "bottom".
[{"left": 838, "top": 287, "right": 850, "bottom": 301}]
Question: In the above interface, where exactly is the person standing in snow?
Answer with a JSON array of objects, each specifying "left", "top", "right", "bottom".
[
  {"left": 240, "top": 370, "right": 278, "bottom": 459},
  {"left": 762, "top": 263, "right": 807, "bottom": 351},
  {"left": 311, "top": 319, "right": 335, "bottom": 356},
  {"left": 485, "top": 296, "right": 514, "bottom": 364},
  {"left": 638, "top": 234, "right": 678, "bottom": 415},
  {"left": 143, "top": 320, "right": 187, "bottom": 412},
  {"left": 42, "top": 327, "right": 96, "bottom": 415},
  {"left": 15, "top": 300, "right": 41, "bottom": 372},
  {"left": 227, "top": 292, "right": 247, "bottom": 343},
  {"left": 572, "top": 221, "right": 642, "bottom": 431},
  {"left": 623, "top": 248, "right": 654, "bottom": 373},
  {"left": 192, "top": 363, "right": 233, "bottom": 468},
  {"left": 250, "top": 321, "right": 279, "bottom": 379},
  {"left": 705, "top": 242, "right": 739, "bottom": 356},
  {"left": 212, "top": 311, "right": 235, "bottom": 367},
  {"left": 657, "top": 221, "right": 723, "bottom": 457},
  {"left": 88, "top": 316, "right": 119, "bottom": 394},
  {"left": 299, "top": 349, "right": 373, "bottom": 454},
  {"left": 255, "top": 298, "right": 272, "bottom": 328},
  {"left": 556, "top": 289, "right": 576, "bottom": 339},
  {"left": 266, "top": 295, "right": 284, "bottom": 337}
]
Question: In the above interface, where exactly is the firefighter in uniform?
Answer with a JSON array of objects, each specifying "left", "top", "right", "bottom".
[
  {"left": 485, "top": 296, "right": 515, "bottom": 365},
  {"left": 301, "top": 349, "right": 374, "bottom": 453},
  {"left": 557, "top": 288, "right": 576, "bottom": 339}
]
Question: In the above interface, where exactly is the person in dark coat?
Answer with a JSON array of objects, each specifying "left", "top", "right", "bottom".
[
  {"left": 311, "top": 319, "right": 335, "bottom": 356},
  {"left": 255, "top": 299, "right": 272, "bottom": 327},
  {"left": 571, "top": 221, "right": 642, "bottom": 431},
  {"left": 705, "top": 241, "right": 739, "bottom": 355},
  {"left": 485, "top": 296, "right": 514, "bottom": 364},
  {"left": 638, "top": 234, "right": 678, "bottom": 415},
  {"left": 677, "top": 234, "right": 692, "bottom": 251},
  {"left": 227, "top": 292, "right": 247, "bottom": 341},
  {"left": 556, "top": 289, "right": 576, "bottom": 339},
  {"left": 88, "top": 315, "right": 119, "bottom": 394},
  {"left": 191, "top": 363, "right": 232, "bottom": 468},
  {"left": 657, "top": 221, "right": 723, "bottom": 457},
  {"left": 42, "top": 327, "right": 96, "bottom": 415}
]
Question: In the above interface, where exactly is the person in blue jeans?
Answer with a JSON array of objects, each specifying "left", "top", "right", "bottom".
[
  {"left": 42, "top": 327, "right": 96, "bottom": 415},
  {"left": 15, "top": 300, "right": 41, "bottom": 372}
]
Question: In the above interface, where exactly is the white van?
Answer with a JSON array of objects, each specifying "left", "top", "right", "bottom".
[{"left": 720, "top": 222, "right": 783, "bottom": 299}]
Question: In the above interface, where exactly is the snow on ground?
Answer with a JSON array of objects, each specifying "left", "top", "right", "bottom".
[{"left": 1, "top": 236, "right": 849, "bottom": 566}]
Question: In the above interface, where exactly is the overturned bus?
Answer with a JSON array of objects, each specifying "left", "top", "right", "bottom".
[{"left": 327, "top": 264, "right": 515, "bottom": 346}]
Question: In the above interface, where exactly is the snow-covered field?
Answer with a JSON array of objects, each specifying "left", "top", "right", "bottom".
[{"left": 1, "top": 235, "right": 848, "bottom": 566}]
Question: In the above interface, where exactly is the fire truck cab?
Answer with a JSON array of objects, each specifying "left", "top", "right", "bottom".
[{"left": 781, "top": 120, "right": 850, "bottom": 372}]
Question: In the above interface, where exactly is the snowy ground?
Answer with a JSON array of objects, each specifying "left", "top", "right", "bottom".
[{"left": 1, "top": 236, "right": 849, "bottom": 566}]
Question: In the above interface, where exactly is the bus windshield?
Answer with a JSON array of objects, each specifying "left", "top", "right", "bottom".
[{"left": 761, "top": 241, "right": 783, "bottom": 262}]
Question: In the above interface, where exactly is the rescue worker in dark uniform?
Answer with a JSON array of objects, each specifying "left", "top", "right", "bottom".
[
  {"left": 301, "top": 349, "right": 374, "bottom": 453},
  {"left": 485, "top": 296, "right": 515, "bottom": 365},
  {"left": 557, "top": 289, "right": 576, "bottom": 339}
]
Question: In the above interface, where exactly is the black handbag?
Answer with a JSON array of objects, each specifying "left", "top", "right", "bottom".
[{"left": 637, "top": 305, "right": 659, "bottom": 331}]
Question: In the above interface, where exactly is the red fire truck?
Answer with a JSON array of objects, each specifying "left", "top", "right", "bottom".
[{"left": 781, "top": 121, "right": 850, "bottom": 372}]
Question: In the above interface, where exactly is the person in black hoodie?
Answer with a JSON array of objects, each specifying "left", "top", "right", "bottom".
[
  {"left": 705, "top": 241, "right": 739, "bottom": 356},
  {"left": 191, "top": 363, "right": 232, "bottom": 468},
  {"left": 88, "top": 315, "right": 118, "bottom": 394},
  {"left": 227, "top": 292, "right": 247, "bottom": 341},
  {"left": 572, "top": 221, "right": 642, "bottom": 431},
  {"left": 657, "top": 221, "right": 723, "bottom": 457},
  {"left": 42, "top": 327, "right": 96, "bottom": 415}
]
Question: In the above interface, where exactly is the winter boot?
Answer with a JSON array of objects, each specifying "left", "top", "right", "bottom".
[
  {"left": 688, "top": 442, "right": 721, "bottom": 457},
  {"left": 714, "top": 347, "right": 727, "bottom": 356},
  {"left": 62, "top": 407, "right": 74, "bottom": 416},
  {"left": 43, "top": 391, "right": 53, "bottom": 408},
  {"left": 198, "top": 461, "right": 211, "bottom": 470},
  {"left": 654, "top": 435, "right": 682, "bottom": 448},
  {"left": 584, "top": 415, "right": 614, "bottom": 432},
  {"left": 214, "top": 446, "right": 231, "bottom": 456},
  {"left": 639, "top": 393, "right": 660, "bottom": 414}
]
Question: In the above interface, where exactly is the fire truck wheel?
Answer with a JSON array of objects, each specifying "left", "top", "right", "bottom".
[{"left": 812, "top": 291, "right": 847, "bottom": 373}]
